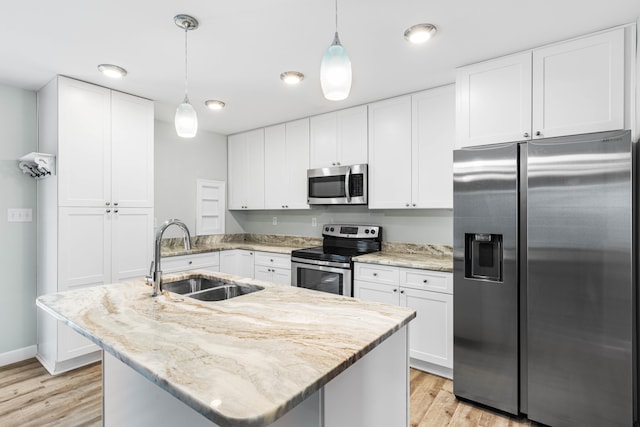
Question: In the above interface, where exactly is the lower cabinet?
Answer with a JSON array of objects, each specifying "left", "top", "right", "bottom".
[
  {"left": 219, "top": 249, "right": 255, "bottom": 278},
  {"left": 254, "top": 251, "right": 292, "bottom": 285},
  {"left": 354, "top": 262, "right": 453, "bottom": 378},
  {"left": 162, "top": 252, "right": 220, "bottom": 274}
]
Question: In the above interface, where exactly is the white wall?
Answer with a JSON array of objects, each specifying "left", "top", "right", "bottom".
[
  {"left": 232, "top": 207, "right": 453, "bottom": 245},
  {"left": 154, "top": 120, "right": 242, "bottom": 237},
  {"left": 0, "top": 84, "right": 37, "bottom": 355}
]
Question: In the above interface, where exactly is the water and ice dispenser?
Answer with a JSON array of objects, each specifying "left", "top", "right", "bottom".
[{"left": 465, "top": 233, "right": 503, "bottom": 282}]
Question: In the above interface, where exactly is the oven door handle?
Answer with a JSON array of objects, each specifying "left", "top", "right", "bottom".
[{"left": 344, "top": 166, "right": 352, "bottom": 202}]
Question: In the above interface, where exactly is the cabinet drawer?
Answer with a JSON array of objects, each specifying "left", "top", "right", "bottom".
[
  {"left": 354, "top": 263, "right": 399, "bottom": 285},
  {"left": 254, "top": 251, "right": 291, "bottom": 269},
  {"left": 400, "top": 268, "right": 452, "bottom": 294},
  {"left": 162, "top": 252, "right": 220, "bottom": 273}
]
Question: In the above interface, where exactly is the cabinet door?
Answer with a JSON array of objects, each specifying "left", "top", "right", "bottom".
[
  {"left": 354, "top": 280, "right": 399, "bottom": 305},
  {"left": 264, "top": 124, "right": 287, "bottom": 209},
  {"left": 237, "top": 250, "right": 255, "bottom": 278},
  {"left": 456, "top": 52, "right": 532, "bottom": 147},
  {"left": 337, "top": 105, "right": 368, "bottom": 166},
  {"left": 227, "top": 134, "right": 247, "bottom": 210},
  {"left": 411, "top": 85, "right": 455, "bottom": 209},
  {"left": 532, "top": 28, "right": 624, "bottom": 139},
  {"left": 245, "top": 129, "right": 265, "bottom": 209},
  {"left": 368, "top": 95, "right": 412, "bottom": 208},
  {"left": 272, "top": 267, "right": 292, "bottom": 285},
  {"left": 254, "top": 265, "right": 273, "bottom": 282},
  {"left": 309, "top": 112, "right": 338, "bottom": 168},
  {"left": 220, "top": 250, "right": 255, "bottom": 278},
  {"left": 58, "top": 77, "right": 111, "bottom": 207},
  {"left": 58, "top": 207, "right": 111, "bottom": 290},
  {"left": 111, "top": 92, "right": 154, "bottom": 208},
  {"left": 285, "top": 118, "right": 310, "bottom": 209},
  {"left": 401, "top": 288, "right": 453, "bottom": 369},
  {"left": 111, "top": 208, "right": 154, "bottom": 282},
  {"left": 219, "top": 250, "right": 239, "bottom": 274}
]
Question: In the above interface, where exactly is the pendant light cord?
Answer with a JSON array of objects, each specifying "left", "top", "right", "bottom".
[
  {"left": 184, "top": 24, "right": 189, "bottom": 101},
  {"left": 335, "top": 0, "right": 338, "bottom": 33}
]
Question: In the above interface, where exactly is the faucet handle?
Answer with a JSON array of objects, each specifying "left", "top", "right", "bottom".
[{"left": 145, "top": 260, "right": 155, "bottom": 284}]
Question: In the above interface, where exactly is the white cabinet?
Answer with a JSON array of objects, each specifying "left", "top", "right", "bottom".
[
  {"left": 161, "top": 252, "right": 220, "bottom": 274},
  {"left": 57, "top": 77, "right": 154, "bottom": 208},
  {"left": 228, "top": 129, "right": 265, "bottom": 210},
  {"left": 354, "top": 263, "right": 453, "bottom": 378},
  {"left": 456, "top": 27, "right": 625, "bottom": 147},
  {"left": 36, "top": 76, "right": 154, "bottom": 374},
  {"left": 264, "top": 119, "right": 310, "bottom": 210},
  {"left": 219, "top": 250, "right": 255, "bottom": 278},
  {"left": 310, "top": 105, "right": 368, "bottom": 168},
  {"left": 368, "top": 85, "right": 455, "bottom": 209},
  {"left": 254, "top": 251, "right": 291, "bottom": 285}
]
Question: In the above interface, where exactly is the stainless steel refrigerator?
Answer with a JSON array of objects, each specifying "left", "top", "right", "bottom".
[{"left": 453, "top": 130, "right": 636, "bottom": 426}]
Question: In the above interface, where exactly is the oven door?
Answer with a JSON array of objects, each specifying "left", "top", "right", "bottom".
[{"left": 291, "top": 260, "right": 352, "bottom": 297}]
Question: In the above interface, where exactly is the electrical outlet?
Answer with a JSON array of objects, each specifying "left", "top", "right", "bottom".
[
  {"left": 8, "top": 208, "right": 33, "bottom": 222},
  {"left": 272, "top": 216, "right": 277, "bottom": 225},
  {"left": 312, "top": 217, "right": 317, "bottom": 227}
]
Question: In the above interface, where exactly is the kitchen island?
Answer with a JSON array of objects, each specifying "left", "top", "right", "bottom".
[{"left": 36, "top": 271, "right": 415, "bottom": 427}]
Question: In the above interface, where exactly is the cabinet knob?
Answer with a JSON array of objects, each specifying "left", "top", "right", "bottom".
[
  {"left": 393, "top": 288, "right": 398, "bottom": 292},
  {"left": 114, "top": 202, "right": 119, "bottom": 206},
  {"left": 523, "top": 132, "right": 529, "bottom": 138},
  {"left": 412, "top": 203, "right": 416, "bottom": 207},
  {"left": 336, "top": 162, "right": 340, "bottom": 166},
  {"left": 373, "top": 272, "right": 378, "bottom": 277},
  {"left": 114, "top": 209, "right": 119, "bottom": 213},
  {"left": 400, "top": 290, "right": 405, "bottom": 294},
  {"left": 106, "top": 209, "right": 111, "bottom": 213},
  {"left": 423, "top": 279, "right": 428, "bottom": 283},
  {"left": 188, "top": 261, "right": 192, "bottom": 265},
  {"left": 405, "top": 203, "right": 410, "bottom": 207},
  {"left": 285, "top": 205, "right": 288, "bottom": 208},
  {"left": 270, "top": 259, "right": 274, "bottom": 262},
  {"left": 106, "top": 202, "right": 111, "bottom": 206},
  {"left": 536, "top": 131, "right": 541, "bottom": 136}
]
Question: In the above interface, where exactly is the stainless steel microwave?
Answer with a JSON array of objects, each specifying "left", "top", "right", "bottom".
[{"left": 307, "top": 164, "right": 368, "bottom": 205}]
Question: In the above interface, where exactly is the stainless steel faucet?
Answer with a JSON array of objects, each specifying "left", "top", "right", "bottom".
[{"left": 146, "top": 219, "right": 192, "bottom": 297}]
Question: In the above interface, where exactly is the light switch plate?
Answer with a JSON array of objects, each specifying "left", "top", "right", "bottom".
[{"left": 8, "top": 208, "right": 33, "bottom": 222}]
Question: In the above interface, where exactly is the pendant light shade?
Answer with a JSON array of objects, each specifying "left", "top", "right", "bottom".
[
  {"left": 174, "top": 14, "right": 199, "bottom": 138},
  {"left": 175, "top": 96, "right": 198, "bottom": 138},
  {"left": 321, "top": 32, "right": 352, "bottom": 101},
  {"left": 321, "top": 0, "right": 351, "bottom": 101}
]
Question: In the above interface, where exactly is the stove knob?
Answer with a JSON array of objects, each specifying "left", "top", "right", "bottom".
[
  {"left": 365, "top": 229, "right": 370, "bottom": 234},
  {"left": 330, "top": 227, "right": 335, "bottom": 232},
  {"left": 370, "top": 229, "right": 376, "bottom": 234},
  {"left": 325, "top": 227, "right": 329, "bottom": 232}
]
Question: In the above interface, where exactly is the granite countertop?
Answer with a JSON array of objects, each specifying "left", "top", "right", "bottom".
[
  {"left": 36, "top": 271, "right": 415, "bottom": 427},
  {"left": 161, "top": 234, "right": 323, "bottom": 257},
  {"left": 354, "top": 242, "right": 453, "bottom": 272}
]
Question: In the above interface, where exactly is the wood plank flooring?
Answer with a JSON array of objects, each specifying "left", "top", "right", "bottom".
[{"left": 0, "top": 359, "right": 535, "bottom": 427}]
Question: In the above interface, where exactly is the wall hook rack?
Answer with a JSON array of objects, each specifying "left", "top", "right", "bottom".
[{"left": 18, "top": 152, "right": 56, "bottom": 179}]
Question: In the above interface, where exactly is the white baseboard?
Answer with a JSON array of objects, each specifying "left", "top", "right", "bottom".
[{"left": 0, "top": 345, "right": 37, "bottom": 367}]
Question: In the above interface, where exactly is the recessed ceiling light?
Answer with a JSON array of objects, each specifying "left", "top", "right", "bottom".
[
  {"left": 280, "top": 71, "right": 305, "bottom": 85},
  {"left": 205, "top": 100, "right": 226, "bottom": 110},
  {"left": 404, "top": 24, "right": 437, "bottom": 44},
  {"left": 97, "top": 64, "right": 127, "bottom": 78}
]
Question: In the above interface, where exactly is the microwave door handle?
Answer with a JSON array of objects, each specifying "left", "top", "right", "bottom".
[{"left": 345, "top": 167, "right": 352, "bottom": 202}]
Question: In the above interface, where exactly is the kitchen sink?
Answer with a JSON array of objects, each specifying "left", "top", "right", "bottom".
[
  {"left": 163, "top": 277, "right": 226, "bottom": 295},
  {"left": 162, "top": 277, "right": 264, "bottom": 301},
  {"left": 187, "top": 283, "right": 264, "bottom": 301}
]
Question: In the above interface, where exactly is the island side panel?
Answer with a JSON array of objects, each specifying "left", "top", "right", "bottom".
[
  {"left": 323, "top": 325, "right": 409, "bottom": 427},
  {"left": 102, "top": 351, "right": 322, "bottom": 427}
]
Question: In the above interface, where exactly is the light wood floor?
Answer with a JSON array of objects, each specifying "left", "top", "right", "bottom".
[{"left": 0, "top": 359, "right": 536, "bottom": 427}]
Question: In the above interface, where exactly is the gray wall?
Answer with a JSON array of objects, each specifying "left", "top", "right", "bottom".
[
  {"left": 232, "top": 207, "right": 453, "bottom": 245},
  {"left": 0, "top": 84, "right": 37, "bottom": 354},
  {"left": 154, "top": 120, "right": 242, "bottom": 237}
]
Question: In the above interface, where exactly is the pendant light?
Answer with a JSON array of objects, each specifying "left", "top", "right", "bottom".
[
  {"left": 174, "top": 14, "right": 199, "bottom": 138},
  {"left": 320, "top": 0, "right": 351, "bottom": 101}
]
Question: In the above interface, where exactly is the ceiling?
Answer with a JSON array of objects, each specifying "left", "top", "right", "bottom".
[{"left": 3, "top": 1, "right": 640, "bottom": 136}]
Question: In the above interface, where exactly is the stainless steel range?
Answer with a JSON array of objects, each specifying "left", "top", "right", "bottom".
[{"left": 291, "top": 224, "right": 382, "bottom": 297}]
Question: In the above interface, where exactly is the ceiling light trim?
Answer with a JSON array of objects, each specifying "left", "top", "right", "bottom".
[
  {"left": 404, "top": 23, "right": 437, "bottom": 44},
  {"left": 97, "top": 64, "right": 127, "bottom": 78}
]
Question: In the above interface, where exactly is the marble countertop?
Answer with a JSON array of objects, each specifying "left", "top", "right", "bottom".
[
  {"left": 36, "top": 271, "right": 415, "bottom": 427},
  {"left": 354, "top": 243, "right": 453, "bottom": 272},
  {"left": 161, "top": 234, "right": 323, "bottom": 257}
]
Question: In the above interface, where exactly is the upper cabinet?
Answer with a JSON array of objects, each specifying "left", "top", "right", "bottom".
[
  {"left": 310, "top": 105, "right": 368, "bottom": 169},
  {"left": 228, "top": 128, "right": 265, "bottom": 210},
  {"left": 456, "top": 27, "right": 626, "bottom": 148},
  {"left": 368, "top": 85, "right": 455, "bottom": 209},
  {"left": 57, "top": 77, "right": 154, "bottom": 207},
  {"left": 264, "top": 118, "right": 310, "bottom": 210}
]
